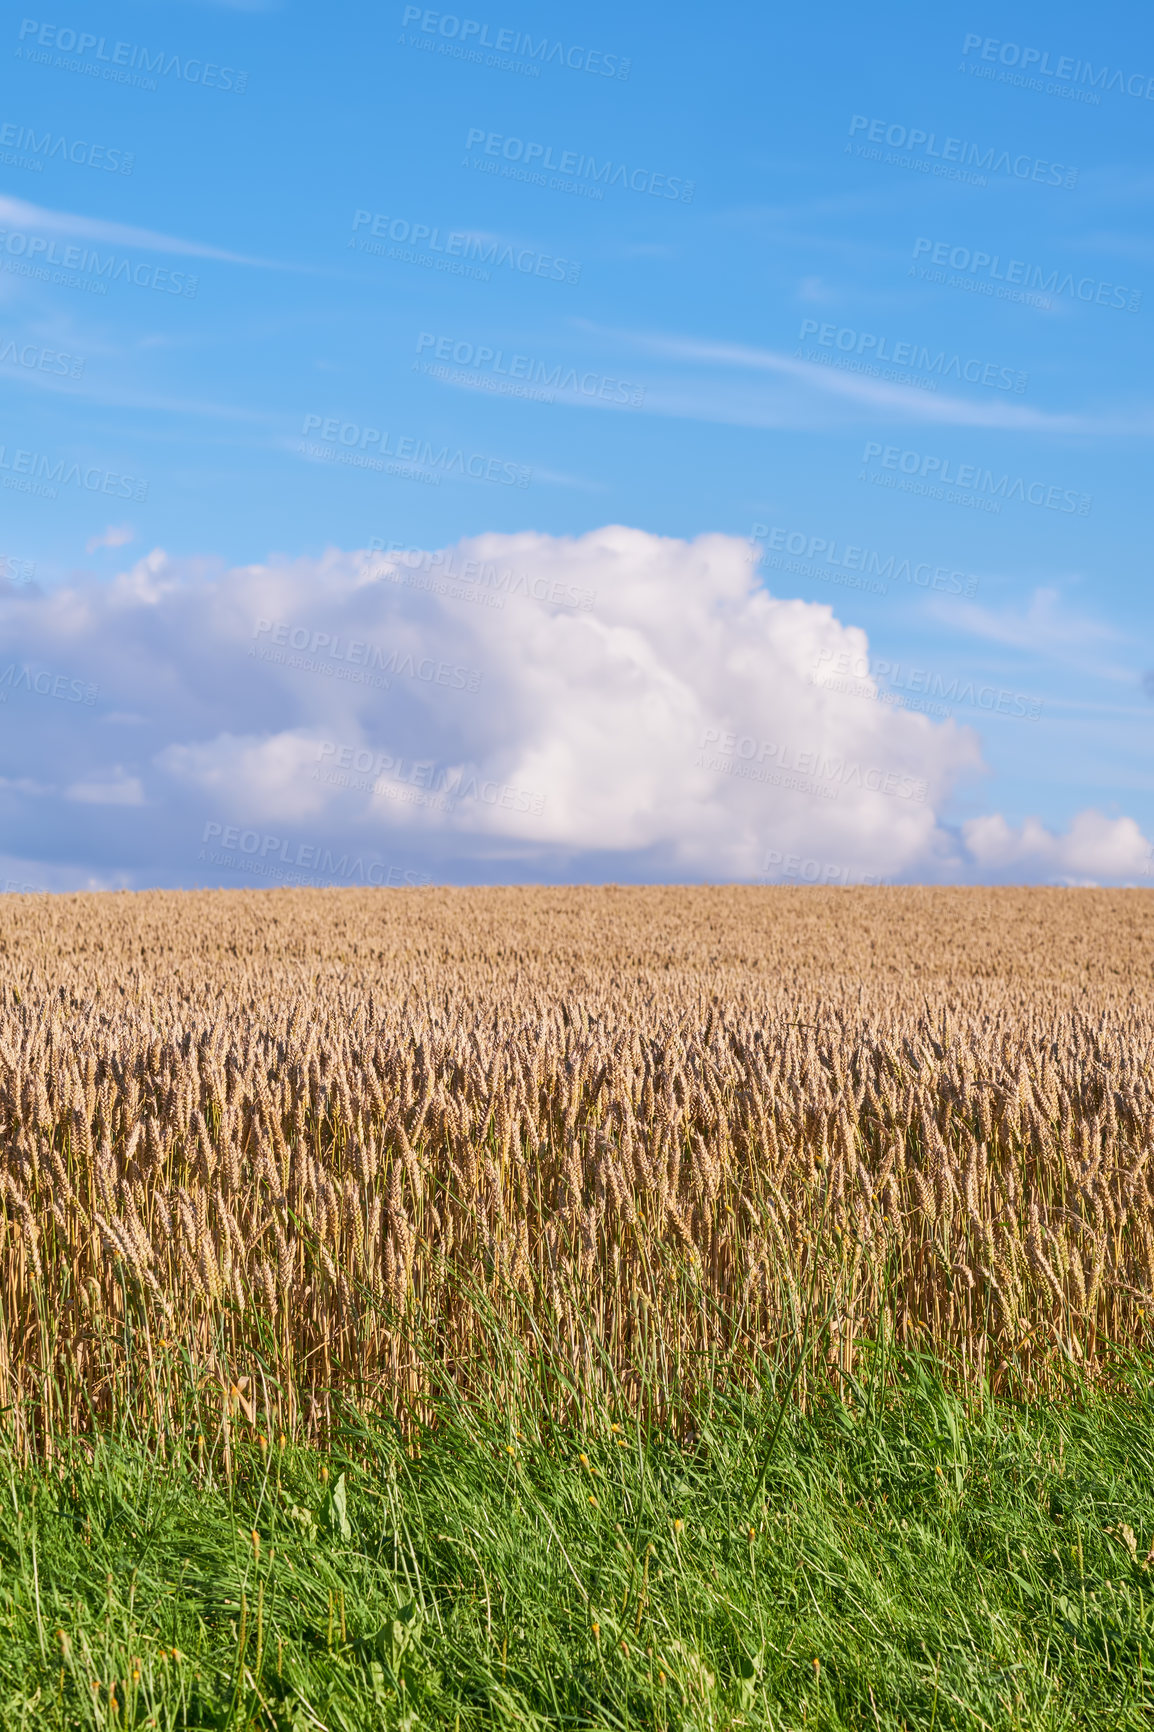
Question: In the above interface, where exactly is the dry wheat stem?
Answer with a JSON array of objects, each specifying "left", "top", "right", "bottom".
[{"left": 0, "top": 886, "right": 1151, "bottom": 1451}]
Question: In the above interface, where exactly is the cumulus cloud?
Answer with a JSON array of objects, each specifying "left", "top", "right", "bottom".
[
  {"left": 0, "top": 527, "right": 1147, "bottom": 887},
  {"left": 962, "top": 810, "right": 1153, "bottom": 886}
]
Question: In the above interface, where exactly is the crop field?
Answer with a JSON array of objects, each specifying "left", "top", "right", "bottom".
[
  {"left": 2, "top": 885, "right": 1153, "bottom": 1439},
  {"left": 1, "top": 886, "right": 1153, "bottom": 1728}
]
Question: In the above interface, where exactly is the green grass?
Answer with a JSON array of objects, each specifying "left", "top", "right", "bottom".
[{"left": 4, "top": 1359, "right": 1154, "bottom": 1729}]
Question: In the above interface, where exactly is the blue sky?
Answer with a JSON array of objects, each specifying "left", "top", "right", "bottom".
[{"left": 1, "top": 0, "right": 1151, "bottom": 889}]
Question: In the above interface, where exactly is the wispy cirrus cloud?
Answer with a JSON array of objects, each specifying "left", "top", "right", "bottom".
[
  {"left": 927, "top": 587, "right": 1144, "bottom": 702},
  {"left": 0, "top": 194, "right": 287, "bottom": 269},
  {"left": 656, "top": 329, "right": 1153, "bottom": 432},
  {"left": 577, "top": 320, "right": 1154, "bottom": 436},
  {"left": 931, "top": 587, "right": 1114, "bottom": 654}
]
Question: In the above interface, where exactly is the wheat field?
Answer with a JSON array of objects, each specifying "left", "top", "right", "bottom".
[{"left": 1, "top": 886, "right": 1152, "bottom": 1453}]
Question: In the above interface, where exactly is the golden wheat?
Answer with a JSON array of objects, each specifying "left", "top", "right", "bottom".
[{"left": 0, "top": 886, "right": 1152, "bottom": 1451}]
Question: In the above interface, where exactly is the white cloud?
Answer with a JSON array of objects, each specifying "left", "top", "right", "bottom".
[
  {"left": 962, "top": 810, "right": 1153, "bottom": 885},
  {"left": 0, "top": 852, "right": 120, "bottom": 893},
  {"left": 157, "top": 731, "right": 331, "bottom": 821},
  {"left": 0, "top": 528, "right": 1148, "bottom": 886},
  {"left": 0, "top": 194, "right": 282, "bottom": 268},
  {"left": 86, "top": 525, "right": 136, "bottom": 555},
  {"left": 930, "top": 586, "right": 1138, "bottom": 693},
  {"left": 585, "top": 322, "right": 1154, "bottom": 436},
  {"left": 797, "top": 276, "right": 838, "bottom": 303},
  {"left": 65, "top": 770, "right": 146, "bottom": 806},
  {"left": 936, "top": 586, "right": 1115, "bottom": 657}
]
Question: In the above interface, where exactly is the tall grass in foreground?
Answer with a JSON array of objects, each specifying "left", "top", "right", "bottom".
[
  {"left": 1, "top": 886, "right": 1153, "bottom": 1451},
  {"left": 5, "top": 1350, "right": 1154, "bottom": 1729}
]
